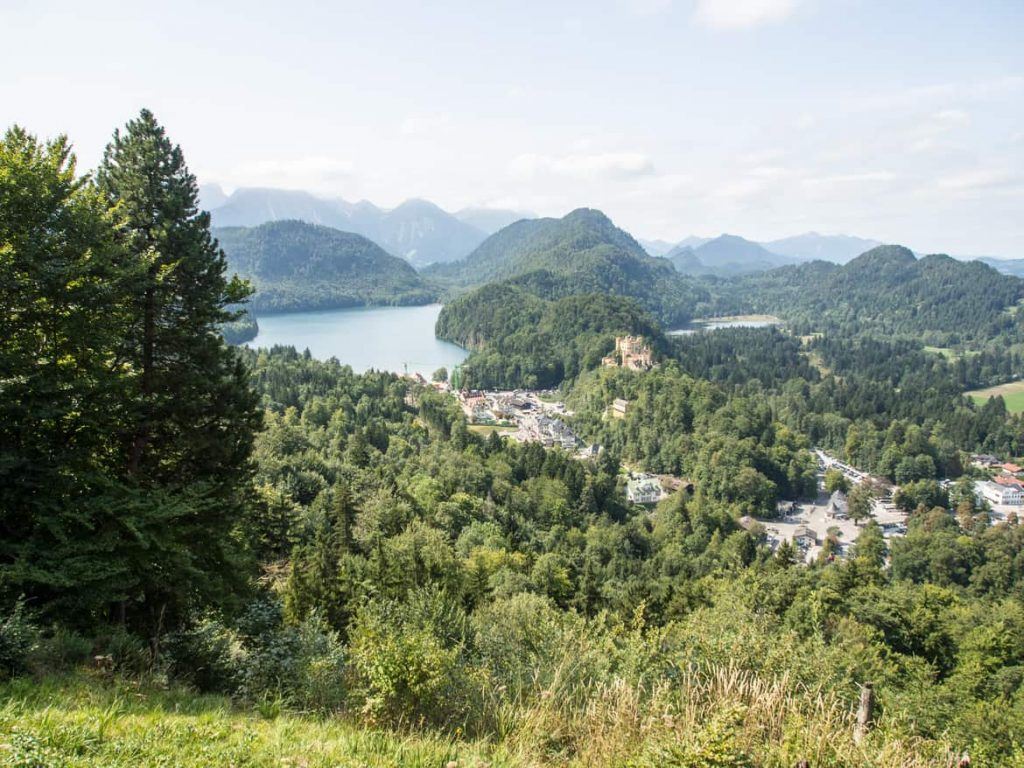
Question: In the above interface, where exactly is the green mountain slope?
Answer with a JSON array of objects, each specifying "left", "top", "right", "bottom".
[
  {"left": 436, "top": 282, "right": 663, "bottom": 388},
  {"left": 426, "top": 208, "right": 706, "bottom": 326},
  {"left": 216, "top": 220, "right": 435, "bottom": 313},
  {"left": 717, "top": 244, "right": 1024, "bottom": 343}
]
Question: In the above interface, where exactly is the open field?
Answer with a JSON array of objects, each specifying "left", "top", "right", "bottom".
[
  {"left": 467, "top": 423, "right": 517, "bottom": 436},
  {"left": 967, "top": 379, "right": 1024, "bottom": 413},
  {"left": 0, "top": 674, "right": 504, "bottom": 768}
]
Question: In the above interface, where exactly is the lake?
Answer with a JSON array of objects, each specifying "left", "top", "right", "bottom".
[
  {"left": 246, "top": 304, "right": 468, "bottom": 376},
  {"left": 668, "top": 315, "right": 781, "bottom": 336}
]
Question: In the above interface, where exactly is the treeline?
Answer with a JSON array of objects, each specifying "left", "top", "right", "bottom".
[
  {"left": 0, "top": 115, "right": 260, "bottom": 632},
  {"left": 708, "top": 245, "right": 1024, "bottom": 345},
  {"left": 436, "top": 283, "right": 664, "bottom": 389}
]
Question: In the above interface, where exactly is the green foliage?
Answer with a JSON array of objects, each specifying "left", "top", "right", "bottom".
[
  {"left": 216, "top": 219, "right": 436, "bottom": 313},
  {"left": 437, "top": 284, "right": 664, "bottom": 388},
  {"left": 427, "top": 208, "right": 707, "bottom": 327},
  {"left": 715, "top": 245, "right": 1024, "bottom": 345},
  {"left": 0, "top": 602, "right": 38, "bottom": 680}
]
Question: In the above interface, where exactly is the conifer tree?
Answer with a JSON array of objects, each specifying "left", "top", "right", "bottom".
[
  {"left": 0, "top": 127, "right": 133, "bottom": 620},
  {"left": 96, "top": 110, "right": 261, "bottom": 628}
]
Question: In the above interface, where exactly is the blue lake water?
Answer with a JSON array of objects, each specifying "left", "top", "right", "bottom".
[
  {"left": 668, "top": 318, "right": 778, "bottom": 336},
  {"left": 246, "top": 304, "right": 468, "bottom": 376}
]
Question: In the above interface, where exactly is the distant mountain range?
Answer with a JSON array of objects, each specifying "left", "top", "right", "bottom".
[
  {"left": 639, "top": 229, "right": 1023, "bottom": 277},
  {"left": 666, "top": 234, "right": 801, "bottom": 277},
  {"left": 214, "top": 220, "right": 434, "bottom": 313},
  {"left": 201, "top": 184, "right": 528, "bottom": 268}
]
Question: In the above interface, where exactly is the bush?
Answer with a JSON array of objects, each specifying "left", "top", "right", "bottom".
[
  {"left": 240, "top": 613, "right": 346, "bottom": 711},
  {"left": 30, "top": 626, "right": 93, "bottom": 672},
  {"left": 0, "top": 601, "right": 39, "bottom": 679},
  {"left": 163, "top": 618, "right": 244, "bottom": 694},
  {"left": 93, "top": 627, "right": 151, "bottom": 675},
  {"left": 347, "top": 588, "right": 472, "bottom": 727}
]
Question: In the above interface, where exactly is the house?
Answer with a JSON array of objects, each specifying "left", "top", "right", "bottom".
[
  {"left": 793, "top": 526, "right": 817, "bottom": 548},
  {"left": 626, "top": 474, "right": 664, "bottom": 505},
  {"left": 1002, "top": 462, "right": 1023, "bottom": 475},
  {"left": 611, "top": 398, "right": 630, "bottom": 419},
  {"left": 976, "top": 480, "right": 1024, "bottom": 506},
  {"left": 994, "top": 474, "right": 1024, "bottom": 488},
  {"left": 970, "top": 453, "right": 1001, "bottom": 469},
  {"left": 828, "top": 490, "right": 849, "bottom": 519},
  {"left": 776, "top": 500, "right": 796, "bottom": 516}
]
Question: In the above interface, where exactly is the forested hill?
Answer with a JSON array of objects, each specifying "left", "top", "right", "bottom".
[
  {"left": 215, "top": 220, "right": 435, "bottom": 313},
  {"left": 717, "top": 244, "right": 1024, "bottom": 344},
  {"left": 425, "top": 208, "right": 707, "bottom": 326},
  {"left": 436, "top": 283, "right": 663, "bottom": 388}
]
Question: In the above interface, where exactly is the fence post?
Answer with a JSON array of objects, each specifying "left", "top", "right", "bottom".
[{"left": 853, "top": 682, "right": 875, "bottom": 744}]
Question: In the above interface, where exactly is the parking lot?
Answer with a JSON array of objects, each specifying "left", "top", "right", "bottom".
[{"left": 762, "top": 491, "right": 908, "bottom": 563}]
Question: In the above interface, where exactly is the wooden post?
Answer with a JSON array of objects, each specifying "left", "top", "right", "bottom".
[{"left": 853, "top": 682, "right": 875, "bottom": 744}]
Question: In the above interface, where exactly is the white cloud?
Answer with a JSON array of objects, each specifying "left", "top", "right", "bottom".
[
  {"left": 510, "top": 151, "right": 655, "bottom": 180},
  {"left": 226, "top": 156, "right": 355, "bottom": 193},
  {"left": 400, "top": 113, "right": 451, "bottom": 136},
  {"left": 802, "top": 171, "right": 897, "bottom": 187},
  {"left": 936, "top": 168, "right": 1021, "bottom": 193},
  {"left": 618, "top": 0, "right": 673, "bottom": 15},
  {"left": 692, "top": 0, "right": 800, "bottom": 29}
]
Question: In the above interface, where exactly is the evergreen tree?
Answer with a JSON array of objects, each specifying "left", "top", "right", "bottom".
[
  {"left": 0, "top": 127, "right": 134, "bottom": 621},
  {"left": 96, "top": 110, "right": 261, "bottom": 629}
]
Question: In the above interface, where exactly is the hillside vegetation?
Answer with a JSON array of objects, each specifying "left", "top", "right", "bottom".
[
  {"left": 427, "top": 208, "right": 707, "bottom": 327},
  {"left": 436, "top": 283, "right": 663, "bottom": 388},
  {"left": 716, "top": 245, "right": 1024, "bottom": 344},
  {"left": 217, "top": 219, "right": 436, "bottom": 313}
]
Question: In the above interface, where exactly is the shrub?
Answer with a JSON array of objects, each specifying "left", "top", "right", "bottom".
[
  {"left": 240, "top": 613, "right": 346, "bottom": 711},
  {"left": 30, "top": 626, "right": 93, "bottom": 672},
  {"left": 0, "top": 601, "right": 39, "bottom": 679},
  {"left": 347, "top": 588, "right": 472, "bottom": 727},
  {"left": 163, "top": 617, "right": 244, "bottom": 694}
]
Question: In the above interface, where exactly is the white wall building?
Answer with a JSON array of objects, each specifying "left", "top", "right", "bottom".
[{"left": 976, "top": 480, "right": 1024, "bottom": 506}]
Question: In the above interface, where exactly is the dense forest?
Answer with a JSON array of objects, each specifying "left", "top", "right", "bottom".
[
  {"left": 436, "top": 283, "right": 664, "bottom": 388},
  {"left": 3, "top": 114, "right": 1024, "bottom": 767},
  {"left": 426, "top": 208, "right": 708, "bottom": 327},
  {"left": 217, "top": 219, "right": 436, "bottom": 314},
  {"left": 710, "top": 245, "right": 1024, "bottom": 345}
]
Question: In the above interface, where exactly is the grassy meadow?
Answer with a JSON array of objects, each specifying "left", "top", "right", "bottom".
[{"left": 967, "top": 380, "right": 1024, "bottom": 413}]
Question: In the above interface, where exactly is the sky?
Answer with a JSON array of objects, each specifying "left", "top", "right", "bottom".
[{"left": 2, "top": 0, "right": 1022, "bottom": 256}]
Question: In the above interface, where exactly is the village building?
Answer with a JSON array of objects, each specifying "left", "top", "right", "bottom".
[
  {"left": 793, "top": 525, "right": 817, "bottom": 549},
  {"left": 976, "top": 480, "right": 1024, "bottom": 506},
  {"left": 626, "top": 473, "right": 664, "bottom": 505},
  {"left": 1002, "top": 462, "right": 1023, "bottom": 475},
  {"left": 993, "top": 474, "right": 1024, "bottom": 488},
  {"left": 611, "top": 398, "right": 630, "bottom": 419},
  {"left": 970, "top": 453, "right": 1002, "bottom": 469},
  {"left": 828, "top": 489, "right": 849, "bottom": 519}
]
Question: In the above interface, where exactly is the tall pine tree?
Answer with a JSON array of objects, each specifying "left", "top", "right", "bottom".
[
  {"left": 0, "top": 127, "right": 136, "bottom": 622},
  {"left": 97, "top": 110, "right": 261, "bottom": 630}
]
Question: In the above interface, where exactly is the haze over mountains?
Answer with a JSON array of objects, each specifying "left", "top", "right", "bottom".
[
  {"left": 201, "top": 184, "right": 1018, "bottom": 281},
  {"left": 201, "top": 184, "right": 529, "bottom": 269}
]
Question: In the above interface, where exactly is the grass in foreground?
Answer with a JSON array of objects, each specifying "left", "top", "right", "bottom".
[
  {"left": 966, "top": 379, "right": 1024, "bottom": 413},
  {"left": 0, "top": 674, "right": 506, "bottom": 768}
]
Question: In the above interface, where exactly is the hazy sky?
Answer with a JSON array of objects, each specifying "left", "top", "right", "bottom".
[{"left": 2, "top": 0, "right": 1022, "bottom": 255}]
